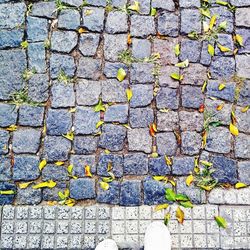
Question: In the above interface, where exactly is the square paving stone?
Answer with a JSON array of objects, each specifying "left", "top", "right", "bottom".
[
  {"left": 51, "top": 82, "right": 75, "bottom": 108},
  {"left": 157, "top": 12, "right": 178, "bottom": 37},
  {"left": 215, "top": 34, "right": 234, "bottom": 56},
  {"left": 151, "top": 0, "right": 175, "bottom": 10},
  {"left": 210, "top": 56, "right": 235, "bottom": 79},
  {"left": 16, "top": 187, "right": 42, "bottom": 205},
  {"left": 157, "top": 111, "right": 179, "bottom": 132},
  {"left": 181, "top": 86, "right": 204, "bottom": 109},
  {"left": 104, "top": 62, "right": 128, "bottom": 78},
  {"left": 238, "top": 81, "right": 250, "bottom": 107},
  {"left": 143, "top": 177, "right": 172, "bottom": 205},
  {"left": 211, "top": 155, "right": 237, "bottom": 184},
  {"left": 104, "top": 34, "right": 127, "bottom": 61},
  {"left": 204, "top": 99, "right": 232, "bottom": 125},
  {"left": 58, "top": 9, "right": 80, "bottom": 30},
  {"left": 99, "top": 124, "right": 126, "bottom": 151},
  {"left": 0, "top": 156, "right": 11, "bottom": 181},
  {"left": 102, "top": 79, "right": 128, "bottom": 103},
  {"left": 181, "top": 131, "right": 202, "bottom": 155},
  {"left": 235, "top": 106, "right": 250, "bottom": 133},
  {"left": 0, "top": 182, "right": 16, "bottom": 205},
  {"left": 236, "top": 28, "right": 250, "bottom": 54},
  {"left": 76, "top": 80, "right": 101, "bottom": 106},
  {"left": 132, "top": 39, "right": 151, "bottom": 59},
  {"left": 0, "top": 104, "right": 18, "bottom": 127},
  {"left": 238, "top": 161, "right": 250, "bottom": 185},
  {"left": 27, "top": 16, "right": 48, "bottom": 42},
  {"left": 50, "top": 53, "right": 76, "bottom": 79},
  {"left": 200, "top": 40, "right": 212, "bottom": 66},
  {"left": 156, "top": 87, "right": 179, "bottom": 110},
  {"left": 74, "top": 107, "right": 100, "bottom": 135},
  {"left": 131, "top": 15, "right": 156, "bottom": 38},
  {"left": 43, "top": 182, "right": 67, "bottom": 201},
  {"left": 120, "top": 180, "right": 142, "bottom": 206},
  {"left": 0, "top": 30, "right": 23, "bottom": 49},
  {"left": 181, "top": 9, "right": 201, "bottom": 34},
  {"left": 235, "top": 133, "right": 250, "bottom": 159},
  {"left": 51, "top": 30, "right": 78, "bottom": 53},
  {"left": 31, "top": 1, "right": 57, "bottom": 18},
  {"left": 82, "top": 7, "right": 105, "bottom": 32},
  {"left": 28, "top": 42, "right": 46, "bottom": 74},
  {"left": 106, "top": 11, "right": 128, "bottom": 34},
  {"left": 179, "top": 111, "right": 204, "bottom": 132},
  {"left": 179, "top": 0, "right": 200, "bottom": 7},
  {"left": 136, "top": 0, "right": 151, "bottom": 14},
  {"left": 180, "top": 39, "right": 201, "bottom": 63},
  {"left": 71, "top": 155, "right": 96, "bottom": 177},
  {"left": 149, "top": 156, "right": 171, "bottom": 176},
  {"left": 74, "top": 136, "right": 98, "bottom": 154},
  {"left": 182, "top": 63, "right": 207, "bottom": 86},
  {"left": 42, "top": 164, "right": 69, "bottom": 181},
  {"left": 97, "top": 180, "right": 120, "bottom": 204},
  {"left": 128, "top": 128, "right": 152, "bottom": 153},
  {"left": 124, "top": 153, "right": 148, "bottom": 175},
  {"left": 70, "top": 178, "right": 96, "bottom": 200},
  {"left": 158, "top": 66, "right": 179, "bottom": 88},
  {"left": 131, "top": 63, "right": 155, "bottom": 83},
  {"left": 13, "top": 128, "right": 41, "bottom": 154},
  {"left": 77, "top": 57, "right": 102, "bottom": 80},
  {"left": 176, "top": 177, "right": 206, "bottom": 204},
  {"left": 28, "top": 73, "right": 49, "bottom": 102},
  {"left": 156, "top": 132, "right": 177, "bottom": 156},
  {"left": 172, "top": 156, "right": 195, "bottom": 175},
  {"left": 79, "top": 33, "right": 100, "bottom": 56},
  {"left": 97, "top": 153, "right": 123, "bottom": 177},
  {"left": 236, "top": 55, "right": 250, "bottom": 79},
  {"left": 0, "top": 50, "right": 26, "bottom": 100},
  {"left": 130, "top": 84, "right": 153, "bottom": 108},
  {"left": 205, "top": 127, "right": 232, "bottom": 154},
  {"left": 130, "top": 107, "right": 154, "bottom": 128},
  {"left": 19, "top": 105, "right": 44, "bottom": 127},
  {"left": 206, "top": 81, "right": 236, "bottom": 102},
  {"left": 46, "top": 109, "right": 72, "bottom": 136},
  {"left": 230, "top": 0, "right": 250, "bottom": 6},
  {"left": 43, "top": 136, "right": 71, "bottom": 162},
  {"left": 13, "top": 155, "right": 40, "bottom": 181},
  {"left": 104, "top": 104, "right": 128, "bottom": 123}
]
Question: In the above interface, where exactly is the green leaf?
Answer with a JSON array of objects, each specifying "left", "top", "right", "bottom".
[
  {"left": 170, "top": 73, "right": 183, "bottom": 81},
  {"left": 218, "top": 20, "right": 227, "bottom": 30},
  {"left": 165, "top": 188, "right": 176, "bottom": 202},
  {"left": 174, "top": 44, "right": 180, "bottom": 56},
  {"left": 216, "top": 0, "right": 228, "bottom": 6},
  {"left": 94, "top": 99, "right": 106, "bottom": 112},
  {"left": 96, "top": 120, "right": 104, "bottom": 129},
  {"left": 214, "top": 216, "right": 227, "bottom": 228},
  {"left": 128, "top": 1, "right": 140, "bottom": 12},
  {"left": 175, "top": 59, "right": 189, "bottom": 68},
  {"left": 179, "top": 201, "right": 194, "bottom": 208},
  {"left": 176, "top": 194, "right": 190, "bottom": 202},
  {"left": 150, "top": 7, "right": 157, "bottom": 16},
  {"left": 117, "top": 68, "right": 126, "bottom": 82},
  {"left": 21, "top": 40, "right": 29, "bottom": 49},
  {"left": 164, "top": 213, "right": 171, "bottom": 226},
  {"left": 200, "top": 8, "right": 211, "bottom": 18}
]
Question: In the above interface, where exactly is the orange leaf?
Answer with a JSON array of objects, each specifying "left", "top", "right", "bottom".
[
  {"left": 202, "top": 130, "right": 207, "bottom": 148},
  {"left": 199, "top": 104, "right": 205, "bottom": 113},
  {"left": 216, "top": 104, "right": 224, "bottom": 111},
  {"left": 149, "top": 123, "right": 157, "bottom": 137},
  {"left": 127, "top": 33, "right": 132, "bottom": 45},
  {"left": 85, "top": 165, "right": 92, "bottom": 177}
]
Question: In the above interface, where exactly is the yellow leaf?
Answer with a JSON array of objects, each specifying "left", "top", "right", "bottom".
[
  {"left": 62, "top": 131, "right": 74, "bottom": 141},
  {"left": 165, "top": 155, "right": 172, "bottom": 166},
  {"left": 69, "top": 107, "right": 76, "bottom": 113},
  {"left": 159, "top": 108, "right": 169, "bottom": 113},
  {"left": 235, "top": 182, "right": 248, "bottom": 189},
  {"left": 117, "top": 68, "right": 126, "bottom": 82},
  {"left": 170, "top": 73, "right": 183, "bottom": 81},
  {"left": 155, "top": 204, "right": 169, "bottom": 212},
  {"left": 65, "top": 198, "right": 76, "bottom": 207},
  {"left": 241, "top": 106, "right": 249, "bottom": 113},
  {"left": 186, "top": 174, "right": 194, "bottom": 187},
  {"left": 216, "top": 0, "right": 228, "bottom": 6},
  {"left": 6, "top": 125, "right": 17, "bottom": 132},
  {"left": 128, "top": 1, "right": 140, "bottom": 12},
  {"left": 200, "top": 8, "right": 211, "bottom": 18},
  {"left": 58, "top": 191, "right": 65, "bottom": 200},
  {"left": 151, "top": 152, "right": 159, "bottom": 158},
  {"left": 78, "top": 27, "right": 88, "bottom": 34},
  {"left": 39, "top": 159, "right": 47, "bottom": 171},
  {"left": 55, "top": 161, "right": 64, "bottom": 166},
  {"left": 150, "top": 7, "right": 157, "bottom": 16},
  {"left": 229, "top": 123, "right": 239, "bottom": 136},
  {"left": 176, "top": 206, "right": 184, "bottom": 224},
  {"left": 0, "top": 190, "right": 15, "bottom": 195},
  {"left": 96, "top": 120, "right": 104, "bottom": 129},
  {"left": 104, "top": 149, "right": 110, "bottom": 154},
  {"left": 164, "top": 213, "right": 171, "bottom": 225},
  {"left": 153, "top": 176, "right": 167, "bottom": 181},
  {"left": 174, "top": 44, "right": 180, "bottom": 56},
  {"left": 85, "top": 165, "right": 92, "bottom": 177},
  {"left": 168, "top": 179, "right": 176, "bottom": 187},
  {"left": 200, "top": 160, "right": 213, "bottom": 167},
  {"left": 201, "top": 80, "right": 207, "bottom": 93},
  {"left": 67, "top": 164, "right": 73, "bottom": 175},
  {"left": 94, "top": 99, "right": 106, "bottom": 112},
  {"left": 207, "top": 44, "right": 214, "bottom": 56},
  {"left": 126, "top": 88, "right": 133, "bottom": 102},
  {"left": 235, "top": 34, "right": 244, "bottom": 47},
  {"left": 100, "top": 181, "right": 110, "bottom": 190},
  {"left": 32, "top": 180, "right": 57, "bottom": 189},
  {"left": 84, "top": 9, "right": 93, "bottom": 16},
  {"left": 175, "top": 59, "right": 189, "bottom": 68},
  {"left": 47, "top": 201, "right": 58, "bottom": 206},
  {"left": 218, "top": 83, "right": 226, "bottom": 91},
  {"left": 217, "top": 43, "right": 231, "bottom": 52},
  {"left": 209, "top": 15, "right": 217, "bottom": 30},
  {"left": 216, "top": 104, "right": 224, "bottom": 111},
  {"left": 218, "top": 20, "right": 227, "bottom": 30},
  {"left": 18, "top": 181, "right": 33, "bottom": 189}
]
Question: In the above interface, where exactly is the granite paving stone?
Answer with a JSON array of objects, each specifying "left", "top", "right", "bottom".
[
  {"left": 42, "top": 164, "right": 69, "bottom": 181},
  {"left": 124, "top": 153, "right": 148, "bottom": 175},
  {"left": 104, "top": 104, "right": 128, "bottom": 123},
  {"left": 148, "top": 156, "right": 171, "bottom": 176},
  {"left": 236, "top": 28, "right": 250, "bottom": 54},
  {"left": 0, "top": 156, "right": 11, "bottom": 181},
  {"left": 151, "top": 0, "right": 175, "bottom": 10},
  {"left": 181, "top": 86, "right": 204, "bottom": 109},
  {"left": 156, "top": 87, "right": 179, "bottom": 110},
  {"left": 180, "top": 39, "right": 201, "bottom": 63},
  {"left": 0, "top": 30, "right": 23, "bottom": 49},
  {"left": 74, "top": 136, "right": 98, "bottom": 154},
  {"left": 158, "top": 66, "right": 180, "bottom": 88},
  {"left": 58, "top": 9, "right": 81, "bottom": 30},
  {"left": 120, "top": 180, "right": 142, "bottom": 206},
  {"left": 238, "top": 161, "right": 250, "bottom": 185},
  {"left": 79, "top": 33, "right": 100, "bottom": 56},
  {"left": 28, "top": 42, "right": 46, "bottom": 73},
  {"left": 172, "top": 156, "right": 195, "bottom": 175},
  {"left": 156, "top": 132, "right": 177, "bottom": 156},
  {"left": 26, "top": 16, "right": 48, "bottom": 42},
  {"left": 31, "top": 1, "right": 57, "bottom": 19},
  {"left": 181, "top": 9, "right": 201, "bottom": 34},
  {"left": 0, "top": 104, "right": 18, "bottom": 127},
  {"left": 131, "top": 15, "right": 156, "bottom": 38},
  {"left": 236, "top": 55, "right": 250, "bottom": 79},
  {"left": 106, "top": 11, "right": 128, "bottom": 34},
  {"left": 157, "top": 111, "right": 179, "bottom": 132},
  {"left": 181, "top": 131, "right": 202, "bottom": 155},
  {"left": 132, "top": 39, "right": 151, "bottom": 59},
  {"left": 70, "top": 178, "right": 96, "bottom": 200},
  {"left": 18, "top": 105, "right": 44, "bottom": 127},
  {"left": 179, "top": 111, "right": 204, "bottom": 132},
  {"left": 77, "top": 57, "right": 102, "bottom": 80},
  {"left": 82, "top": 7, "right": 105, "bottom": 32},
  {"left": 131, "top": 63, "right": 155, "bottom": 83},
  {"left": 235, "top": 134, "right": 250, "bottom": 159},
  {"left": 157, "top": 12, "right": 179, "bottom": 37},
  {"left": 130, "top": 107, "right": 154, "bottom": 128},
  {"left": 71, "top": 155, "right": 96, "bottom": 177}
]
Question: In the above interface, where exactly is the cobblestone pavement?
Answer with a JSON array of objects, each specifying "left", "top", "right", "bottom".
[{"left": 0, "top": 0, "right": 250, "bottom": 248}]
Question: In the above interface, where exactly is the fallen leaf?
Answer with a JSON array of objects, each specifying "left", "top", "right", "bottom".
[
  {"left": 18, "top": 181, "right": 33, "bottom": 189},
  {"left": 174, "top": 130, "right": 181, "bottom": 145},
  {"left": 201, "top": 80, "right": 207, "bottom": 93},
  {"left": 170, "top": 73, "right": 183, "bottom": 81},
  {"left": 0, "top": 190, "right": 15, "bottom": 195},
  {"left": 202, "top": 130, "right": 207, "bottom": 148},
  {"left": 241, "top": 106, "right": 249, "bottom": 113},
  {"left": 216, "top": 0, "right": 228, "bottom": 6},
  {"left": 69, "top": 107, "right": 76, "bottom": 113},
  {"left": 164, "top": 213, "right": 171, "bottom": 225},
  {"left": 200, "top": 160, "right": 213, "bottom": 167},
  {"left": 65, "top": 198, "right": 76, "bottom": 207},
  {"left": 217, "top": 44, "right": 231, "bottom": 53},
  {"left": 151, "top": 152, "right": 159, "bottom": 158},
  {"left": 123, "top": 124, "right": 131, "bottom": 129},
  {"left": 235, "top": 34, "right": 244, "bottom": 47},
  {"left": 176, "top": 194, "right": 189, "bottom": 202},
  {"left": 127, "top": 33, "right": 132, "bottom": 45},
  {"left": 200, "top": 8, "right": 211, "bottom": 18},
  {"left": 165, "top": 188, "right": 176, "bottom": 202},
  {"left": 84, "top": 9, "right": 93, "bottom": 16},
  {"left": 153, "top": 176, "right": 167, "bottom": 181},
  {"left": 174, "top": 44, "right": 180, "bottom": 56},
  {"left": 214, "top": 216, "right": 227, "bottom": 228},
  {"left": 85, "top": 165, "right": 92, "bottom": 177},
  {"left": 149, "top": 123, "right": 157, "bottom": 137},
  {"left": 78, "top": 27, "right": 87, "bottom": 34},
  {"left": 117, "top": 68, "right": 126, "bottom": 82},
  {"left": 175, "top": 59, "right": 189, "bottom": 68},
  {"left": 6, "top": 125, "right": 17, "bottom": 132},
  {"left": 94, "top": 99, "right": 106, "bottom": 112},
  {"left": 58, "top": 191, "right": 66, "bottom": 200},
  {"left": 179, "top": 201, "right": 194, "bottom": 208},
  {"left": 32, "top": 180, "right": 57, "bottom": 189},
  {"left": 39, "top": 159, "right": 47, "bottom": 171},
  {"left": 186, "top": 175, "right": 194, "bottom": 187},
  {"left": 209, "top": 15, "right": 217, "bottom": 30},
  {"left": 208, "top": 44, "right": 215, "bottom": 56},
  {"left": 229, "top": 123, "right": 239, "bottom": 136},
  {"left": 100, "top": 181, "right": 109, "bottom": 190},
  {"left": 168, "top": 179, "right": 176, "bottom": 187},
  {"left": 199, "top": 104, "right": 205, "bottom": 113},
  {"left": 126, "top": 88, "right": 133, "bottom": 102},
  {"left": 155, "top": 204, "right": 169, "bottom": 212},
  {"left": 203, "top": 21, "right": 209, "bottom": 32},
  {"left": 218, "top": 83, "right": 226, "bottom": 90},
  {"left": 21, "top": 40, "right": 28, "bottom": 49},
  {"left": 218, "top": 20, "right": 227, "bottom": 30},
  {"left": 165, "top": 156, "right": 173, "bottom": 166},
  {"left": 159, "top": 108, "right": 169, "bottom": 113},
  {"left": 235, "top": 182, "right": 248, "bottom": 189},
  {"left": 128, "top": 1, "right": 140, "bottom": 12},
  {"left": 216, "top": 104, "right": 224, "bottom": 111},
  {"left": 67, "top": 164, "right": 73, "bottom": 175},
  {"left": 176, "top": 206, "right": 184, "bottom": 224},
  {"left": 55, "top": 161, "right": 64, "bottom": 166},
  {"left": 150, "top": 7, "right": 157, "bottom": 16},
  {"left": 104, "top": 149, "right": 110, "bottom": 154},
  {"left": 96, "top": 120, "right": 104, "bottom": 129},
  {"left": 62, "top": 131, "right": 74, "bottom": 141}
]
